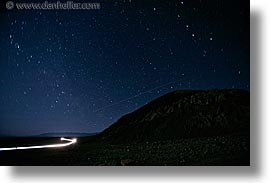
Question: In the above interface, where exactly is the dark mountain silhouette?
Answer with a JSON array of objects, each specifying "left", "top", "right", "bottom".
[
  {"left": 98, "top": 89, "right": 249, "bottom": 143},
  {"left": 0, "top": 89, "right": 250, "bottom": 165},
  {"left": 37, "top": 132, "right": 98, "bottom": 137}
]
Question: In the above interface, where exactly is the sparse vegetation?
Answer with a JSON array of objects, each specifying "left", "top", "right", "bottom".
[{"left": 0, "top": 90, "right": 250, "bottom": 165}]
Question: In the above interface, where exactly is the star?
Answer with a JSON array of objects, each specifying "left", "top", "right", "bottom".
[{"left": 0, "top": 0, "right": 249, "bottom": 136}]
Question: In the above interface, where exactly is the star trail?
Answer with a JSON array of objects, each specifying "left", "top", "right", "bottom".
[{"left": 0, "top": 0, "right": 249, "bottom": 136}]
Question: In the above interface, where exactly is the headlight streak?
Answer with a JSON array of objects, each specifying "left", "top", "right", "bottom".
[{"left": 0, "top": 137, "right": 77, "bottom": 151}]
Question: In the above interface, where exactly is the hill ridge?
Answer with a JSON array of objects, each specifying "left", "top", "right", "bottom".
[{"left": 97, "top": 89, "right": 250, "bottom": 143}]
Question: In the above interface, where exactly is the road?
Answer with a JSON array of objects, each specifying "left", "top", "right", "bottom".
[{"left": 0, "top": 137, "right": 77, "bottom": 151}]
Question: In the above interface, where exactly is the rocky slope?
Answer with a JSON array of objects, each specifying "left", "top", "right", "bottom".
[{"left": 98, "top": 89, "right": 250, "bottom": 143}]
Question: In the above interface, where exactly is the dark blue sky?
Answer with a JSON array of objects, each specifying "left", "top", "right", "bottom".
[{"left": 0, "top": 0, "right": 249, "bottom": 136}]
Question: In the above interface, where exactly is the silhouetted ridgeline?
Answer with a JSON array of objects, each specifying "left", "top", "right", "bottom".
[
  {"left": 98, "top": 89, "right": 250, "bottom": 143},
  {"left": 37, "top": 132, "right": 98, "bottom": 137}
]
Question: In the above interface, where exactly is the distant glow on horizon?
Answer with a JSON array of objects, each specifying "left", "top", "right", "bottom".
[
  {"left": 0, "top": 137, "right": 77, "bottom": 151},
  {"left": 0, "top": 1, "right": 249, "bottom": 136}
]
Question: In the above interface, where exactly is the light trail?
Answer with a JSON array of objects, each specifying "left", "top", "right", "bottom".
[
  {"left": 93, "top": 78, "right": 185, "bottom": 112},
  {"left": 0, "top": 137, "right": 77, "bottom": 151}
]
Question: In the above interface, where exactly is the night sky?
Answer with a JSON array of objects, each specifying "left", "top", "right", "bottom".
[{"left": 0, "top": 0, "right": 249, "bottom": 136}]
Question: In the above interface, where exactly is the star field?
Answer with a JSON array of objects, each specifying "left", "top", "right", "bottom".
[{"left": 0, "top": 0, "right": 249, "bottom": 136}]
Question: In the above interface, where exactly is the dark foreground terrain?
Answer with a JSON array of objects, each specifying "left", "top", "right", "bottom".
[
  {"left": 0, "top": 89, "right": 250, "bottom": 165},
  {"left": 0, "top": 135, "right": 249, "bottom": 166}
]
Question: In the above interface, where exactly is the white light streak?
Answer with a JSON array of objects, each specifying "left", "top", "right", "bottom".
[
  {"left": 0, "top": 137, "right": 77, "bottom": 151},
  {"left": 93, "top": 78, "right": 185, "bottom": 112}
]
